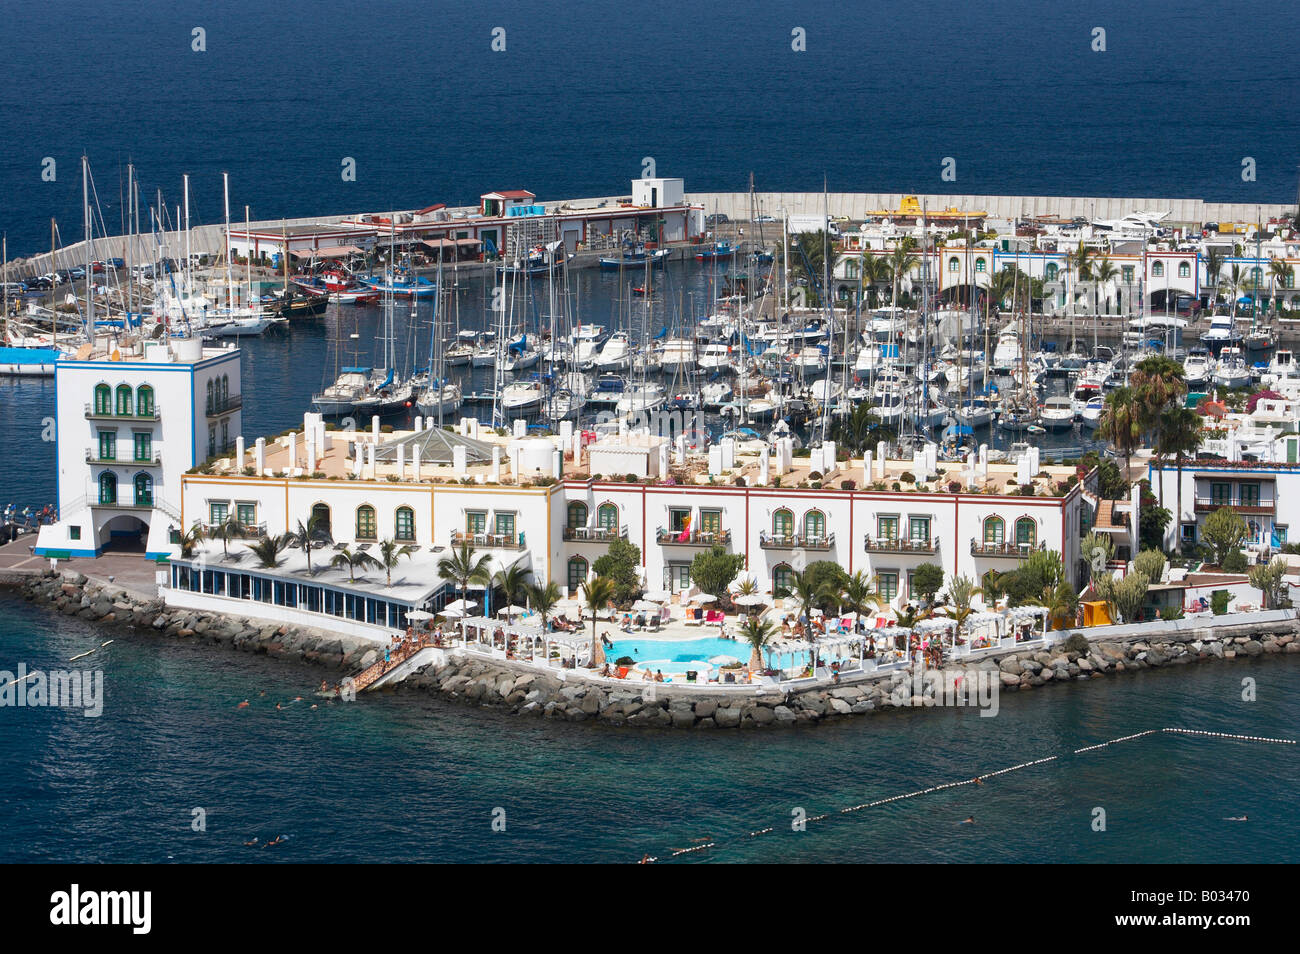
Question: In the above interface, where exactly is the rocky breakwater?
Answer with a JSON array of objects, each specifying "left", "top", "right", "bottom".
[
  {"left": 396, "top": 621, "right": 1300, "bottom": 727},
  {"left": 13, "top": 569, "right": 1300, "bottom": 729},
  {"left": 17, "top": 569, "right": 384, "bottom": 673}
]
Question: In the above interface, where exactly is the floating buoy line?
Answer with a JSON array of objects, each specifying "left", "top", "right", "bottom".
[{"left": 640, "top": 727, "right": 1295, "bottom": 862}]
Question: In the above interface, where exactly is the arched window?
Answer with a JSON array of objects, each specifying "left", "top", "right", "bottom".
[
  {"left": 136, "top": 385, "right": 154, "bottom": 417},
  {"left": 567, "top": 501, "right": 588, "bottom": 530},
  {"left": 1045, "top": 263, "right": 1059, "bottom": 282},
  {"left": 133, "top": 473, "right": 153, "bottom": 507},
  {"left": 206, "top": 380, "right": 215, "bottom": 415},
  {"left": 395, "top": 506, "right": 415, "bottom": 541},
  {"left": 803, "top": 510, "right": 826, "bottom": 542},
  {"left": 948, "top": 257, "right": 960, "bottom": 273},
  {"left": 567, "top": 556, "right": 588, "bottom": 590},
  {"left": 772, "top": 508, "right": 794, "bottom": 539},
  {"left": 310, "top": 503, "right": 332, "bottom": 540},
  {"left": 94, "top": 383, "right": 112, "bottom": 415},
  {"left": 1283, "top": 269, "right": 1295, "bottom": 289},
  {"left": 975, "top": 258, "right": 986, "bottom": 273},
  {"left": 983, "top": 516, "right": 1005, "bottom": 545},
  {"left": 221, "top": 374, "right": 230, "bottom": 408},
  {"left": 597, "top": 503, "right": 619, "bottom": 531},
  {"left": 1251, "top": 266, "right": 1263, "bottom": 287},
  {"left": 773, "top": 564, "right": 793, "bottom": 596},
  {"left": 98, "top": 471, "right": 117, "bottom": 505},
  {"left": 1152, "top": 261, "right": 1164, "bottom": 278},
  {"left": 1178, "top": 261, "right": 1190, "bottom": 278},
  {"left": 355, "top": 505, "right": 376, "bottom": 540},
  {"left": 115, "top": 384, "right": 133, "bottom": 417},
  {"left": 1015, "top": 517, "right": 1036, "bottom": 547}
]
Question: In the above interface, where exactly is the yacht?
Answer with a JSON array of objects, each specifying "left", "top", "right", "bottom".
[
  {"left": 1040, "top": 396, "right": 1076, "bottom": 431},
  {"left": 1183, "top": 349, "right": 1212, "bottom": 388}
]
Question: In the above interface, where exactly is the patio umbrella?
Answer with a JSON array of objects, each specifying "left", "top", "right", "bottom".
[
  {"left": 405, "top": 610, "right": 434, "bottom": 621},
  {"left": 496, "top": 604, "right": 529, "bottom": 617},
  {"left": 709, "top": 654, "right": 740, "bottom": 666},
  {"left": 644, "top": 590, "right": 673, "bottom": 603},
  {"left": 444, "top": 598, "right": 478, "bottom": 613},
  {"left": 631, "top": 600, "right": 660, "bottom": 612},
  {"left": 439, "top": 608, "right": 466, "bottom": 619},
  {"left": 733, "top": 592, "right": 768, "bottom": 606},
  {"left": 691, "top": 593, "right": 718, "bottom": 603}
]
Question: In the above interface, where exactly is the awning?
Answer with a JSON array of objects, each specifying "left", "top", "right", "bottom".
[{"left": 293, "top": 245, "right": 365, "bottom": 259}]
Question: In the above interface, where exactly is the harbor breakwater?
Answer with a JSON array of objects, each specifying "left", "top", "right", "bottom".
[{"left": 10, "top": 568, "right": 1300, "bottom": 728}]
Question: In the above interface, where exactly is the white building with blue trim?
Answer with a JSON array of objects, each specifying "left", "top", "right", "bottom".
[{"left": 34, "top": 336, "right": 242, "bottom": 560}]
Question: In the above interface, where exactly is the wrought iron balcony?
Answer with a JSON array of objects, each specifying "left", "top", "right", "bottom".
[
  {"left": 863, "top": 535, "right": 937, "bottom": 554},
  {"left": 760, "top": 531, "right": 835, "bottom": 550},
  {"left": 84, "top": 403, "right": 160, "bottom": 422},
  {"left": 656, "top": 527, "right": 731, "bottom": 547},
  {"left": 86, "top": 449, "right": 161, "bottom": 466},
  {"left": 563, "top": 524, "right": 628, "bottom": 542},
  {"left": 970, "top": 538, "right": 1045, "bottom": 559},
  {"left": 205, "top": 394, "right": 243, "bottom": 417},
  {"left": 452, "top": 529, "right": 525, "bottom": 550},
  {"left": 1192, "top": 497, "right": 1273, "bottom": 515}
]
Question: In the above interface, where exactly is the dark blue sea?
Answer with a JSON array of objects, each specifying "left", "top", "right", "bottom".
[{"left": 0, "top": 0, "right": 1298, "bottom": 863}]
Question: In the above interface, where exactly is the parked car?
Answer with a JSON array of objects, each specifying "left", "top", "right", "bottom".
[
  {"left": 754, "top": 214, "right": 777, "bottom": 223},
  {"left": 106, "top": 257, "right": 124, "bottom": 269},
  {"left": 705, "top": 213, "right": 730, "bottom": 226}
]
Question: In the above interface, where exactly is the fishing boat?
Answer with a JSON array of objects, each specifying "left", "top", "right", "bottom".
[
  {"left": 695, "top": 241, "right": 737, "bottom": 261},
  {"left": 358, "top": 268, "right": 435, "bottom": 298}
]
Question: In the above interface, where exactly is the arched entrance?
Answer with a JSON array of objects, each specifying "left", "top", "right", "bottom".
[{"left": 98, "top": 513, "right": 149, "bottom": 553}]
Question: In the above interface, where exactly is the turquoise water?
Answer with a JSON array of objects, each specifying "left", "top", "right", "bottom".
[{"left": 605, "top": 635, "right": 746, "bottom": 675}]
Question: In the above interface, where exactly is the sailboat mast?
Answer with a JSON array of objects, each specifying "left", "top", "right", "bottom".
[{"left": 83, "top": 156, "right": 93, "bottom": 340}]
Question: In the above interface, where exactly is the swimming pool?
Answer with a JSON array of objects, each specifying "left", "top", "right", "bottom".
[{"left": 604, "top": 636, "right": 748, "bottom": 675}]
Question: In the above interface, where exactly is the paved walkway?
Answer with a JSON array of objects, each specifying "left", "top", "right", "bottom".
[{"left": 0, "top": 536, "right": 163, "bottom": 600}]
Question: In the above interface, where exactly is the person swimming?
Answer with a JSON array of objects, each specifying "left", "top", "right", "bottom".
[
  {"left": 961, "top": 816, "right": 975, "bottom": 824},
  {"left": 243, "top": 837, "right": 259, "bottom": 846},
  {"left": 1225, "top": 815, "right": 1249, "bottom": 821},
  {"left": 236, "top": 700, "right": 249, "bottom": 709},
  {"left": 263, "top": 834, "right": 290, "bottom": 848}
]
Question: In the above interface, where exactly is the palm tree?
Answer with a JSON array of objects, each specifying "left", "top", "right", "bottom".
[
  {"left": 246, "top": 533, "right": 292, "bottom": 569},
  {"left": 436, "top": 542, "right": 493, "bottom": 612},
  {"left": 377, "top": 538, "right": 417, "bottom": 588},
  {"left": 739, "top": 616, "right": 775, "bottom": 672},
  {"left": 839, "top": 569, "right": 884, "bottom": 620},
  {"left": 980, "top": 568, "right": 1007, "bottom": 608},
  {"left": 1224, "top": 264, "right": 1249, "bottom": 321},
  {"left": 580, "top": 576, "right": 616, "bottom": 668},
  {"left": 492, "top": 563, "right": 531, "bottom": 623},
  {"left": 1269, "top": 258, "right": 1291, "bottom": 315},
  {"left": 329, "top": 546, "right": 380, "bottom": 583},
  {"left": 886, "top": 236, "right": 919, "bottom": 308},
  {"left": 210, "top": 512, "right": 243, "bottom": 562},
  {"left": 1131, "top": 354, "right": 1187, "bottom": 498},
  {"left": 1158, "top": 405, "right": 1203, "bottom": 553},
  {"left": 990, "top": 266, "right": 1019, "bottom": 310},
  {"left": 525, "top": 580, "right": 562, "bottom": 631},
  {"left": 1031, "top": 579, "right": 1079, "bottom": 630},
  {"left": 1097, "top": 385, "right": 1142, "bottom": 478},
  {"left": 860, "top": 253, "right": 889, "bottom": 308},
  {"left": 293, "top": 512, "right": 328, "bottom": 576},
  {"left": 1092, "top": 254, "right": 1118, "bottom": 315},
  {"left": 947, "top": 574, "right": 982, "bottom": 641},
  {"left": 177, "top": 522, "right": 205, "bottom": 558},
  {"left": 1203, "top": 247, "right": 1225, "bottom": 308}
]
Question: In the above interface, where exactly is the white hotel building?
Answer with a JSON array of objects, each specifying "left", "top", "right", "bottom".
[
  {"left": 156, "top": 416, "right": 1122, "bottom": 642},
  {"left": 35, "top": 336, "right": 242, "bottom": 560}
]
